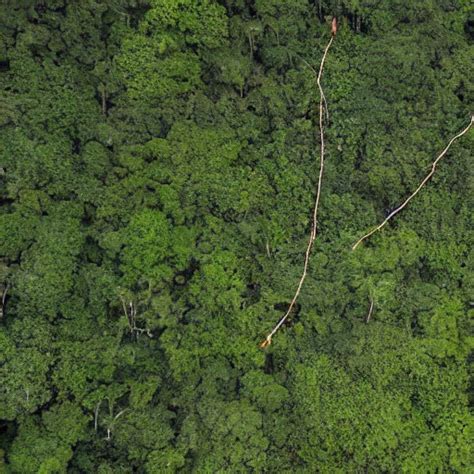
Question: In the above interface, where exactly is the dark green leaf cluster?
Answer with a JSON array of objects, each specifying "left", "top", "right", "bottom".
[{"left": 0, "top": 1, "right": 472, "bottom": 472}]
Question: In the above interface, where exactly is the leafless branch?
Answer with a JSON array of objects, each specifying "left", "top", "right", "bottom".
[
  {"left": 119, "top": 296, "right": 152, "bottom": 338},
  {"left": 114, "top": 409, "right": 127, "bottom": 421},
  {"left": 94, "top": 401, "right": 102, "bottom": 432},
  {"left": 366, "top": 298, "right": 374, "bottom": 323},
  {"left": 0, "top": 283, "right": 9, "bottom": 318},
  {"left": 104, "top": 408, "right": 128, "bottom": 441}
]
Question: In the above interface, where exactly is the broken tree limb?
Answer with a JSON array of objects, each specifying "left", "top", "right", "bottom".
[
  {"left": 352, "top": 116, "right": 474, "bottom": 251},
  {"left": 260, "top": 28, "right": 335, "bottom": 349}
]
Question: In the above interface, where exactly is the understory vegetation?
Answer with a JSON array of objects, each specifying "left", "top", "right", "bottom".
[{"left": 0, "top": 1, "right": 473, "bottom": 472}]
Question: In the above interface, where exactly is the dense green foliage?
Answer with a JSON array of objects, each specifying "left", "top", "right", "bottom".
[{"left": 0, "top": 1, "right": 473, "bottom": 472}]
